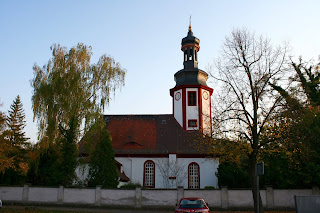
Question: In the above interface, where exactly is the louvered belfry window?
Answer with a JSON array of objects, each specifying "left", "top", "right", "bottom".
[
  {"left": 189, "top": 163, "right": 200, "bottom": 189},
  {"left": 188, "top": 91, "right": 197, "bottom": 106},
  {"left": 144, "top": 161, "right": 155, "bottom": 187}
]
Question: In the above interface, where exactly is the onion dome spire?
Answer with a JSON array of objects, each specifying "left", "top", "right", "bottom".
[{"left": 181, "top": 19, "right": 200, "bottom": 69}]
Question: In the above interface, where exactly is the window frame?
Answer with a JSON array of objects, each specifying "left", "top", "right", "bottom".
[
  {"left": 188, "top": 91, "right": 197, "bottom": 106},
  {"left": 188, "top": 162, "right": 200, "bottom": 189},
  {"left": 188, "top": 119, "right": 198, "bottom": 128},
  {"left": 143, "top": 160, "right": 155, "bottom": 188}
]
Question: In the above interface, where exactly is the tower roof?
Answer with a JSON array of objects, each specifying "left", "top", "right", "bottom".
[
  {"left": 181, "top": 24, "right": 200, "bottom": 50},
  {"left": 170, "top": 24, "right": 210, "bottom": 89}
]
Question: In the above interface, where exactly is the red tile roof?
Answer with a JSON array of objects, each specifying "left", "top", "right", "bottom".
[
  {"left": 79, "top": 114, "right": 211, "bottom": 157},
  {"left": 107, "top": 116, "right": 157, "bottom": 151},
  {"left": 104, "top": 114, "right": 204, "bottom": 155}
]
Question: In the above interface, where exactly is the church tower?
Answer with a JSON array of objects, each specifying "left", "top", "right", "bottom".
[{"left": 170, "top": 24, "right": 213, "bottom": 134}]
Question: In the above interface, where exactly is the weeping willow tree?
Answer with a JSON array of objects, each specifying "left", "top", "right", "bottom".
[
  {"left": 31, "top": 43, "right": 126, "bottom": 185},
  {"left": 31, "top": 43, "right": 126, "bottom": 144}
]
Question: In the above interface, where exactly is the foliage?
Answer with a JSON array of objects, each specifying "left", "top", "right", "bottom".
[
  {"left": 204, "top": 186, "right": 216, "bottom": 190},
  {"left": 27, "top": 144, "right": 61, "bottom": 186},
  {"left": 0, "top": 106, "right": 14, "bottom": 174},
  {"left": 211, "top": 138, "right": 251, "bottom": 189},
  {"left": 0, "top": 96, "right": 30, "bottom": 185},
  {"left": 264, "top": 58, "right": 320, "bottom": 188},
  {"left": 270, "top": 58, "right": 319, "bottom": 115},
  {"left": 30, "top": 43, "right": 125, "bottom": 186},
  {"left": 216, "top": 162, "right": 250, "bottom": 188},
  {"left": 291, "top": 59, "right": 320, "bottom": 106},
  {"left": 27, "top": 133, "right": 78, "bottom": 187},
  {"left": 87, "top": 120, "right": 118, "bottom": 188},
  {"left": 31, "top": 43, "right": 126, "bottom": 143},
  {"left": 200, "top": 137, "right": 251, "bottom": 165},
  {"left": 57, "top": 117, "right": 78, "bottom": 186},
  {"left": 119, "top": 182, "right": 143, "bottom": 189},
  {"left": 214, "top": 131, "right": 312, "bottom": 189},
  {"left": 260, "top": 109, "right": 320, "bottom": 188}
]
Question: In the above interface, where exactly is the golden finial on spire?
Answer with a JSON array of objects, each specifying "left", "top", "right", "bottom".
[{"left": 189, "top": 15, "right": 192, "bottom": 31}]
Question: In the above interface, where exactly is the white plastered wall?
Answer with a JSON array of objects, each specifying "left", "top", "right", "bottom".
[
  {"left": 75, "top": 156, "right": 219, "bottom": 189},
  {"left": 201, "top": 88, "right": 212, "bottom": 135},
  {"left": 178, "top": 157, "right": 219, "bottom": 189},
  {"left": 173, "top": 89, "right": 183, "bottom": 127},
  {"left": 186, "top": 88, "right": 199, "bottom": 130},
  {"left": 116, "top": 156, "right": 219, "bottom": 189}
]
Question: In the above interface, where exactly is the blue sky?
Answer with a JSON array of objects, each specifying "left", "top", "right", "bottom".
[{"left": 1, "top": 0, "right": 320, "bottom": 143}]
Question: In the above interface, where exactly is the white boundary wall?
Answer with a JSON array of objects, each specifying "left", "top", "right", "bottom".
[{"left": 0, "top": 185, "right": 317, "bottom": 209}]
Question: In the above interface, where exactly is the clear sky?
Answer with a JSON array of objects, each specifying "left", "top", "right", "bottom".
[{"left": 1, "top": 0, "right": 320, "bottom": 143}]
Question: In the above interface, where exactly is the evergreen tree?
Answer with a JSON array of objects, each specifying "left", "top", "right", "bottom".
[
  {"left": 27, "top": 144, "right": 61, "bottom": 186},
  {"left": 87, "top": 121, "right": 118, "bottom": 188},
  {"left": 57, "top": 116, "right": 78, "bottom": 186},
  {"left": 7, "top": 95, "right": 29, "bottom": 147},
  {"left": 0, "top": 96, "right": 29, "bottom": 184}
]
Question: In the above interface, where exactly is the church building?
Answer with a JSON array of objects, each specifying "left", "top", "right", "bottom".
[{"left": 79, "top": 24, "right": 219, "bottom": 189}]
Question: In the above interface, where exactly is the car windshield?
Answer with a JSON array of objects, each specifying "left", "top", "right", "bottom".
[{"left": 179, "top": 199, "right": 206, "bottom": 208}]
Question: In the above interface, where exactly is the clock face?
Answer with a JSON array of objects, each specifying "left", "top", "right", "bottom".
[
  {"left": 175, "top": 92, "right": 181, "bottom": 101},
  {"left": 203, "top": 91, "right": 209, "bottom": 100}
]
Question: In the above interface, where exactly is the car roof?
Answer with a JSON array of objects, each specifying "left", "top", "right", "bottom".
[{"left": 180, "top": 197, "right": 203, "bottom": 200}]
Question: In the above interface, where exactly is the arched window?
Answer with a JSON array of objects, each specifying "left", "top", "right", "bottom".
[
  {"left": 144, "top": 160, "right": 155, "bottom": 188},
  {"left": 188, "top": 162, "right": 200, "bottom": 189}
]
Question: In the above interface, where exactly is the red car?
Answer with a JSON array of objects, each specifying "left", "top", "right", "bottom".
[{"left": 175, "top": 197, "right": 210, "bottom": 213}]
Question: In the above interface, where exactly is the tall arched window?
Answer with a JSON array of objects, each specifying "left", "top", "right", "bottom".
[
  {"left": 188, "top": 162, "right": 200, "bottom": 189},
  {"left": 144, "top": 160, "right": 155, "bottom": 188}
]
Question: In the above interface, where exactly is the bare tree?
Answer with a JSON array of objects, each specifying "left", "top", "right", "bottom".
[
  {"left": 210, "top": 28, "right": 289, "bottom": 213},
  {"left": 155, "top": 158, "right": 188, "bottom": 188}
]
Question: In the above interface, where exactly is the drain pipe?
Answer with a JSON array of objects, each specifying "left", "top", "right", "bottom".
[{"left": 129, "top": 157, "right": 133, "bottom": 181}]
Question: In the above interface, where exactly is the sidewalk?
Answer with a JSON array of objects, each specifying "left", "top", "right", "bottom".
[
  {"left": 3, "top": 205, "right": 173, "bottom": 213},
  {"left": 2, "top": 204, "right": 297, "bottom": 213}
]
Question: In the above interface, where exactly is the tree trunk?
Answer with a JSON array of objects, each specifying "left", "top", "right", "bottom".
[{"left": 249, "top": 154, "right": 264, "bottom": 213}]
